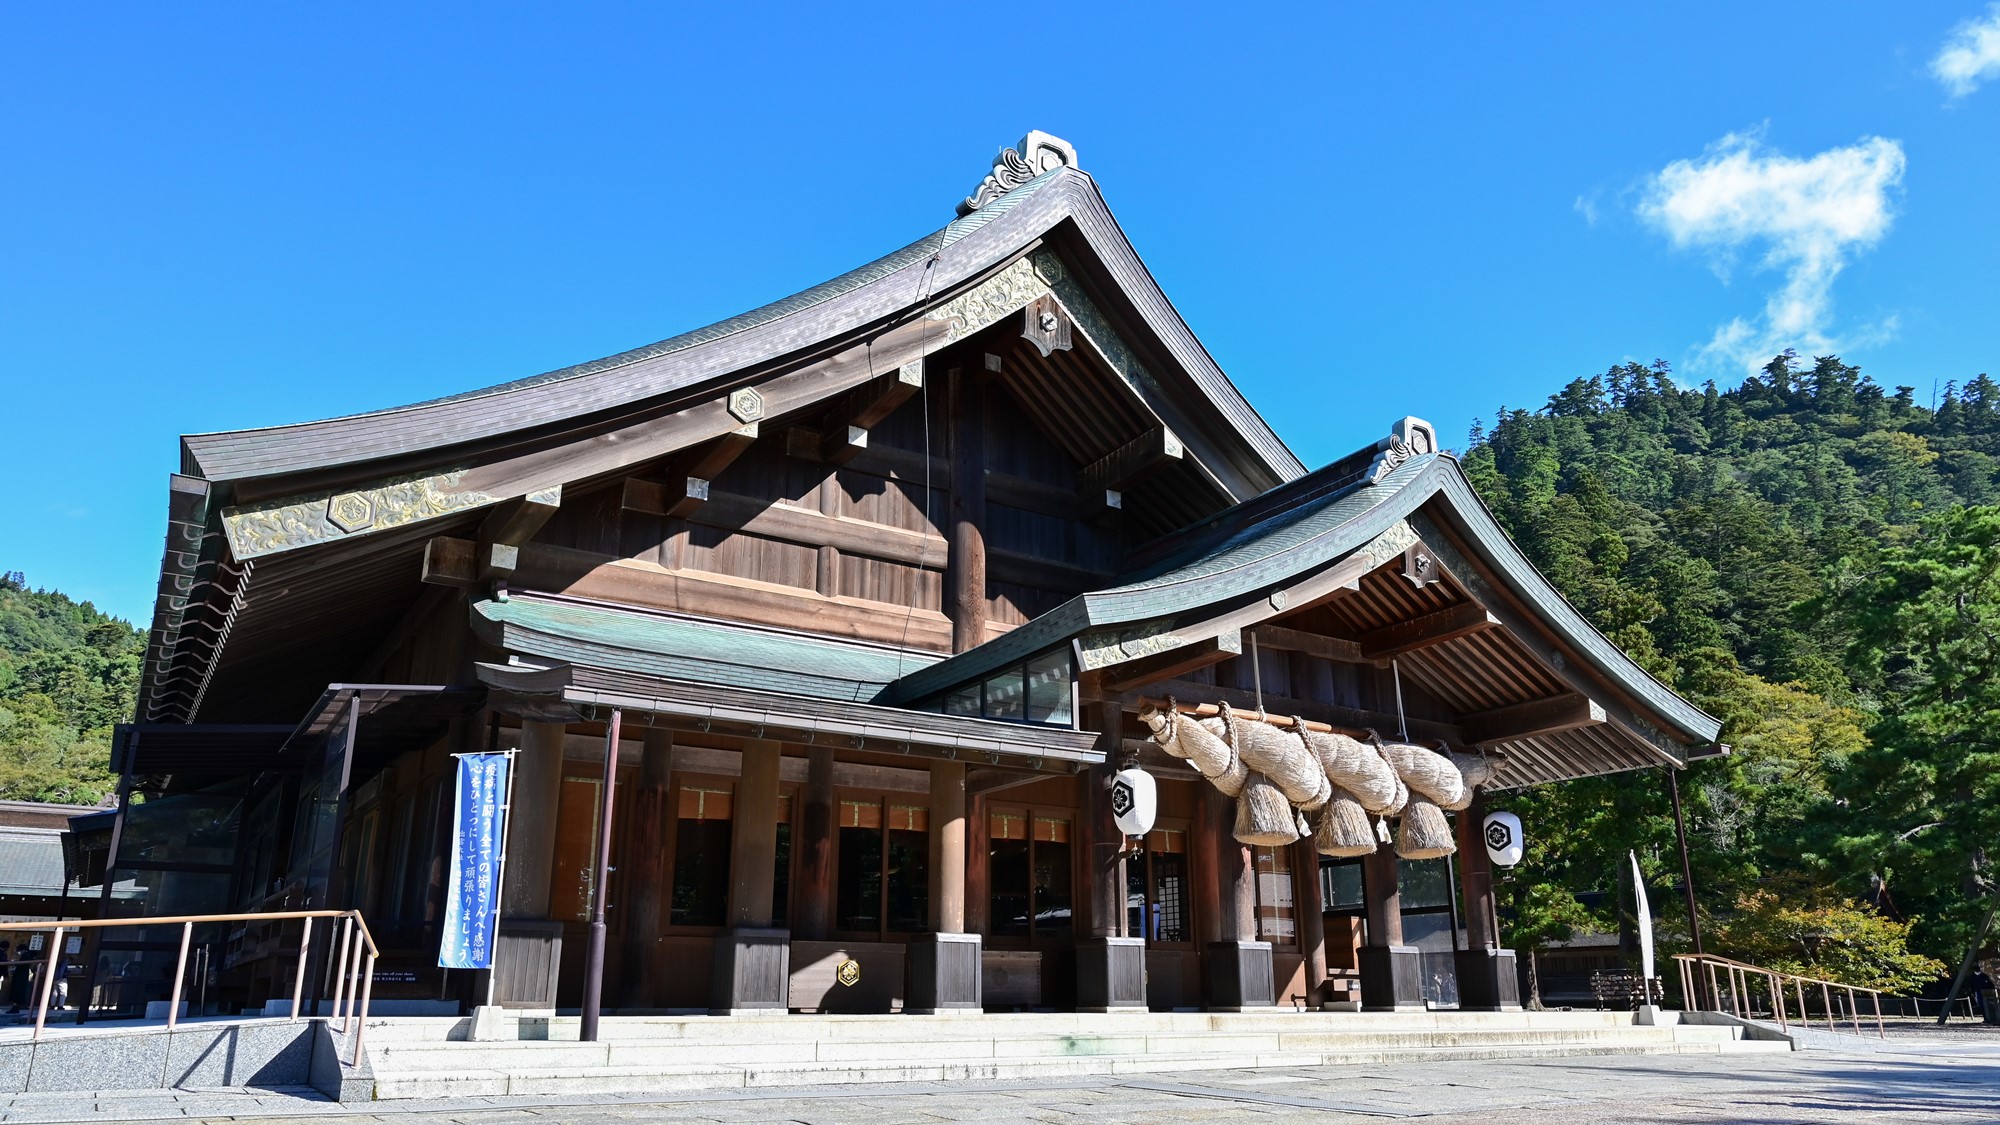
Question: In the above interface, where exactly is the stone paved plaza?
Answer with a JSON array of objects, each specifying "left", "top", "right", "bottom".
[{"left": 3, "top": 1044, "right": 1998, "bottom": 1124}]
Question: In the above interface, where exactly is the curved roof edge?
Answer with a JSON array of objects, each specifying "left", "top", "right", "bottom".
[
  {"left": 181, "top": 166, "right": 1303, "bottom": 489},
  {"left": 887, "top": 452, "right": 1721, "bottom": 747}
]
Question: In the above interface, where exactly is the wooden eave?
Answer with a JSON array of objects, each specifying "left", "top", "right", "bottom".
[{"left": 884, "top": 451, "right": 1722, "bottom": 787}]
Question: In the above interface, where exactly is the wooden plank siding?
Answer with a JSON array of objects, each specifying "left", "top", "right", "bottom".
[{"left": 515, "top": 385, "right": 1127, "bottom": 652}]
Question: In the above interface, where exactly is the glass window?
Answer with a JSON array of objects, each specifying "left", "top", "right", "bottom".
[
  {"left": 886, "top": 804, "right": 929, "bottom": 933},
  {"left": 1254, "top": 845, "right": 1296, "bottom": 944},
  {"left": 1127, "top": 827, "right": 1190, "bottom": 944},
  {"left": 982, "top": 668, "right": 1027, "bottom": 723},
  {"left": 1032, "top": 816, "right": 1072, "bottom": 935},
  {"left": 1322, "top": 860, "right": 1363, "bottom": 911},
  {"left": 987, "top": 810, "right": 1071, "bottom": 938},
  {"left": 1026, "top": 650, "right": 1072, "bottom": 725},
  {"left": 838, "top": 798, "right": 929, "bottom": 937},
  {"left": 1398, "top": 857, "right": 1454, "bottom": 910},
  {"left": 671, "top": 786, "right": 732, "bottom": 926},
  {"left": 944, "top": 684, "right": 982, "bottom": 718}
]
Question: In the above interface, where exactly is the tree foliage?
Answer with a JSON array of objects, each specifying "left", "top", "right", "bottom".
[
  {"left": 1468, "top": 352, "right": 2000, "bottom": 988},
  {"left": 0, "top": 571, "right": 135, "bottom": 804}
]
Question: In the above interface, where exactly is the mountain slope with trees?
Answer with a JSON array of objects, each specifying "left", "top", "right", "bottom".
[
  {"left": 1466, "top": 352, "right": 1999, "bottom": 983},
  {"left": 0, "top": 571, "right": 135, "bottom": 804}
]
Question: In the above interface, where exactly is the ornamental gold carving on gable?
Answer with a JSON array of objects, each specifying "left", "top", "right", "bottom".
[
  {"left": 1038, "top": 250, "right": 1163, "bottom": 399},
  {"left": 931, "top": 256, "right": 1051, "bottom": 344},
  {"left": 1076, "top": 622, "right": 1189, "bottom": 671},
  {"left": 223, "top": 469, "right": 498, "bottom": 560}
]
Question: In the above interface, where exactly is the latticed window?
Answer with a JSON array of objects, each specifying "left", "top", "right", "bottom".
[{"left": 988, "top": 809, "right": 1072, "bottom": 938}]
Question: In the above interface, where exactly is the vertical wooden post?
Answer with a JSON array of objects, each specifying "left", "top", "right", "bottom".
[
  {"left": 729, "top": 740, "right": 782, "bottom": 927},
  {"left": 1361, "top": 846, "right": 1403, "bottom": 946},
  {"left": 816, "top": 471, "right": 842, "bottom": 598},
  {"left": 931, "top": 760, "right": 967, "bottom": 933},
  {"left": 504, "top": 721, "right": 567, "bottom": 920},
  {"left": 794, "top": 746, "right": 836, "bottom": 940},
  {"left": 1293, "top": 838, "right": 1327, "bottom": 1006},
  {"left": 946, "top": 366, "right": 988, "bottom": 653},
  {"left": 1081, "top": 701, "right": 1129, "bottom": 939},
  {"left": 580, "top": 709, "right": 621, "bottom": 1042},
  {"left": 1211, "top": 788, "right": 1255, "bottom": 942},
  {"left": 965, "top": 791, "right": 990, "bottom": 935},
  {"left": 622, "top": 726, "right": 673, "bottom": 1007},
  {"left": 1454, "top": 796, "right": 1499, "bottom": 948}
]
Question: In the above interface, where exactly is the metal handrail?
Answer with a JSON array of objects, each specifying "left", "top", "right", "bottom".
[
  {"left": 0, "top": 909, "right": 381, "bottom": 1065},
  {"left": 1673, "top": 952, "right": 1885, "bottom": 1039}
]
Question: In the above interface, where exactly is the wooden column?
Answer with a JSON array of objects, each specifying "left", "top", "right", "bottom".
[
  {"left": 1082, "top": 702, "right": 1126, "bottom": 937},
  {"left": 728, "top": 740, "right": 782, "bottom": 927},
  {"left": 930, "top": 760, "right": 967, "bottom": 932},
  {"left": 503, "top": 721, "right": 567, "bottom": 919},
  {"left": 965, "top": 792, "right": 990, "bottom": 935},
  {"left": 794, "top": 746, "right": 836, "bottom": 940},
  {"left": 1294, "top": 837, "right": 1328, "bottom": 1004},
  {"left": 1361, "top": 845, "right": 1404, "bottom": 946},
  {"left": 1455, "top": 794, "right": 1499, "bottom": 949},
  {"left": 621, "top": 727, "right": 673, "bottom": 1006},
  {"left": 946, "top": 367, "right": 987, "bottom": 653}
]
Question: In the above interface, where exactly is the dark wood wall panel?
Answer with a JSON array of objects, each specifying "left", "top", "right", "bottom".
[
  {"left": 988, "top": 580, "right": 1065, "bottom": 627},
  {"left": 685, "top": 526, "right": 818, "bottom": 591},
  {"left": 837, "top": 554, "right": 941, "bottom": 609}
]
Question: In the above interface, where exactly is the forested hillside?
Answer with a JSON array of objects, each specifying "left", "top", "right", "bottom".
[
  {"left": 0, "top": 571, "right": 133, "bottom": 804},
  {"left": 1467, "top": 351, "right": 2000, "bottom": 985}
]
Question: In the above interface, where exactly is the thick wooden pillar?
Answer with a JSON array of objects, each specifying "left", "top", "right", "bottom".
[
  {"left": 1453, "top": 793, "right": 1521, "bottom": 1010},
  {"left": 1361, "top": 846, "right": 1403, "bottom": 947},
  {"left": 620, "top": 727, "right": 673, "bottom": 1006},
  {"left": 931, "top": 760, "right": 967, "bottom": 932},
  {"left": 1075, "top": 702, "right": 1143, "bottom": 1010},
  {"left": 946, "top": 367, "right": 987, "bottom": 653},
  {"left": 1198, "top": 781, "right": 1269, "bottom": 1009},
  {"left": 503, "top": 721, "right": 566, "bottom": 919},
  {"left": 793, "top": 745, "right": 836, "bottom": 940},
  {"left": 965, "top": 791, "right": 990, "bottom": 934},
  {"left": 728, "top": 740, "right": 782, "bottom": 927},
  {"left": 713, "top": 739, "right": 788, "bottom": 1014},
  {"left": 1294, "top": 837, "right": 1328, "bottom": 1006},
  {"left": 1359, "top": 842, "right": 1424, "bottom": 1011},
  {"left": 1456, "top": 795, "right": 1499, "bottom": 948}
]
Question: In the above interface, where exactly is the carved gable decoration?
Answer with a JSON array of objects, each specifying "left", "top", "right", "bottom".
[
  {"left": 1366, "top": 416, "right": 1439, "bottom": 485},
  {"left": 1021, "top": 294, "right": 1073, "bottom": 357},
  {"left": 958, "top": 131, "right": 1079, "bottom": 217}
]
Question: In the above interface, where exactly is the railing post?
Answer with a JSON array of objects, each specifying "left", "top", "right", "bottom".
[
  {"left": 32, "top": 927, "right": 63, "bottom": 1041},
  {"left": 291, "top": 917, "right": 313, "bottom": 1020},
  {"left": 351, "top": 951, "right": 376, "bottom": 1068},
  {"left": 345, "top": 929, "right": 366, "bottom": 1034},
  {"left": 167, "top": 922, "right": 193, "bottom": 1029},
  {"left": 329, "top": 917, "right": 353, "bottom": 1025},
  {"left": 1872, "top": 990, "right": 1884, "bottom": 1039},
  {"left": 1846, "top": 987, "right": 1860, "bottom": 1035},
  {"left": 1820, "top": 982, "right": 1832, "bottom": 1032}
]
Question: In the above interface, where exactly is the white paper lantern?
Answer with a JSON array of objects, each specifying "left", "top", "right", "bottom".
[
  {"left": 1110, "top": 767, "right": 1157, "bottom": 837},
  {"left": 1483, "top": 809, "right": 1524, "bottom": 867}
]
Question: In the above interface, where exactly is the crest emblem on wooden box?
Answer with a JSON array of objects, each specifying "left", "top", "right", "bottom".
[{"left": 835, "top": 958, "right": 861, "bottom": 987}]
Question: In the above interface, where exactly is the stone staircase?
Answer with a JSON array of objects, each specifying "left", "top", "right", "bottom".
[{"left": 354, "top": 1009, "right": 1788, "bottom": 1099}]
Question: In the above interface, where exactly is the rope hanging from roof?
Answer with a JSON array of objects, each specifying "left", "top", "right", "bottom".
[{"left": 1138, "top": 697, "right": 1500, "bottom": 860}]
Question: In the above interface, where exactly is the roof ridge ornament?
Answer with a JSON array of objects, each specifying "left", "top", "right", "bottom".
[
  {"left": 958, "top": 131, "right": 1079, "bottom": 217},
  {"left": 1366, "top": 417, "right": 1439, "bottom": 485}
]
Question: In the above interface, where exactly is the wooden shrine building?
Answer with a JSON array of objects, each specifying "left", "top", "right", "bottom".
[{"left": 102, "top": 132, "right": 1723, "bottom": 1021}]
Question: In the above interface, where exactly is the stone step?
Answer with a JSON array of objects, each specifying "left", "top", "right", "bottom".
[
  {"left": 368, "top": 1039, "right": 1767, "bottom": 1100},
  {"left": 369, "top": 1022, "right": 1734, "bottom": 1068},
  {"left": 377, "top": 1008, "right": 1644, "bottom": 1045}
]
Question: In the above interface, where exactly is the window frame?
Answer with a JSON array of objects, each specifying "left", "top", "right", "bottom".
[{"left": 830, "top": 789, "right": 932, "bottom": 943}]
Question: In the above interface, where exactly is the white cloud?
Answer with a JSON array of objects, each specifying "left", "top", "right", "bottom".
[
  {"left": 1933, "top": 4, "right": 2000, "bottom": 98},
  {"left": 1636, "top": 132, "right": 1905, "bottom": 376},
  {"left": 1573, "top": 194, "right": 1600, "bottom": 227}
]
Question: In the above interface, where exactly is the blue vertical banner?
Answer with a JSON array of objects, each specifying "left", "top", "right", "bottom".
[{"left": 439, "top": 752, "right": 511, "bottom": 970}]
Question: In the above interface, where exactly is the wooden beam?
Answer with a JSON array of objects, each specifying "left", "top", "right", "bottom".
[
  {"left": 1078, "top": 426, "right": 1183, "bottom": 506},
  {"left": 622, "top": 476, "right": 710, "bottom": 520},
  {"left": 1248, "top": 623, "right": 1363, "bottom": 664},
  {"left": 1461, "top": 692, "right": 1607, "bottom": 746},
  {"left": 1357, "top": 602, "right": 1499, "bottom": 660},
  {"left": 684, "top": 422, "right": 759, "bottom": 483},
  {"left": 817, "top": 363, "right": 923, "bottom": 466},
  {"left": 967, "top": 766, "right": 1071, "bottom": 798},
  {"left": 420, "top": 536, "right": 478, "bottom": 587},
  {"left": 1100, "top": 632, "right": 1244, "bottom": 694},
  {"left": 479, "top": 485, "right": 562, "bottom": 547},
  {"left": 1123, "top": 677, "right": 1464, "bottom": 745}
]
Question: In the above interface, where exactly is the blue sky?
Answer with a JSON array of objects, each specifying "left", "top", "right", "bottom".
[{"left": 5, "top": 3, "right": 1998, "bottom": 625}]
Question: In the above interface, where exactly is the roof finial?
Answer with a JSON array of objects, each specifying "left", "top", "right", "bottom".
[
  {"left": 958, "top": 131, "right": 1079, "bottom": 217},
  {"left": 1365, "top": 417, "right": 1439, "bottom": 484}
]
